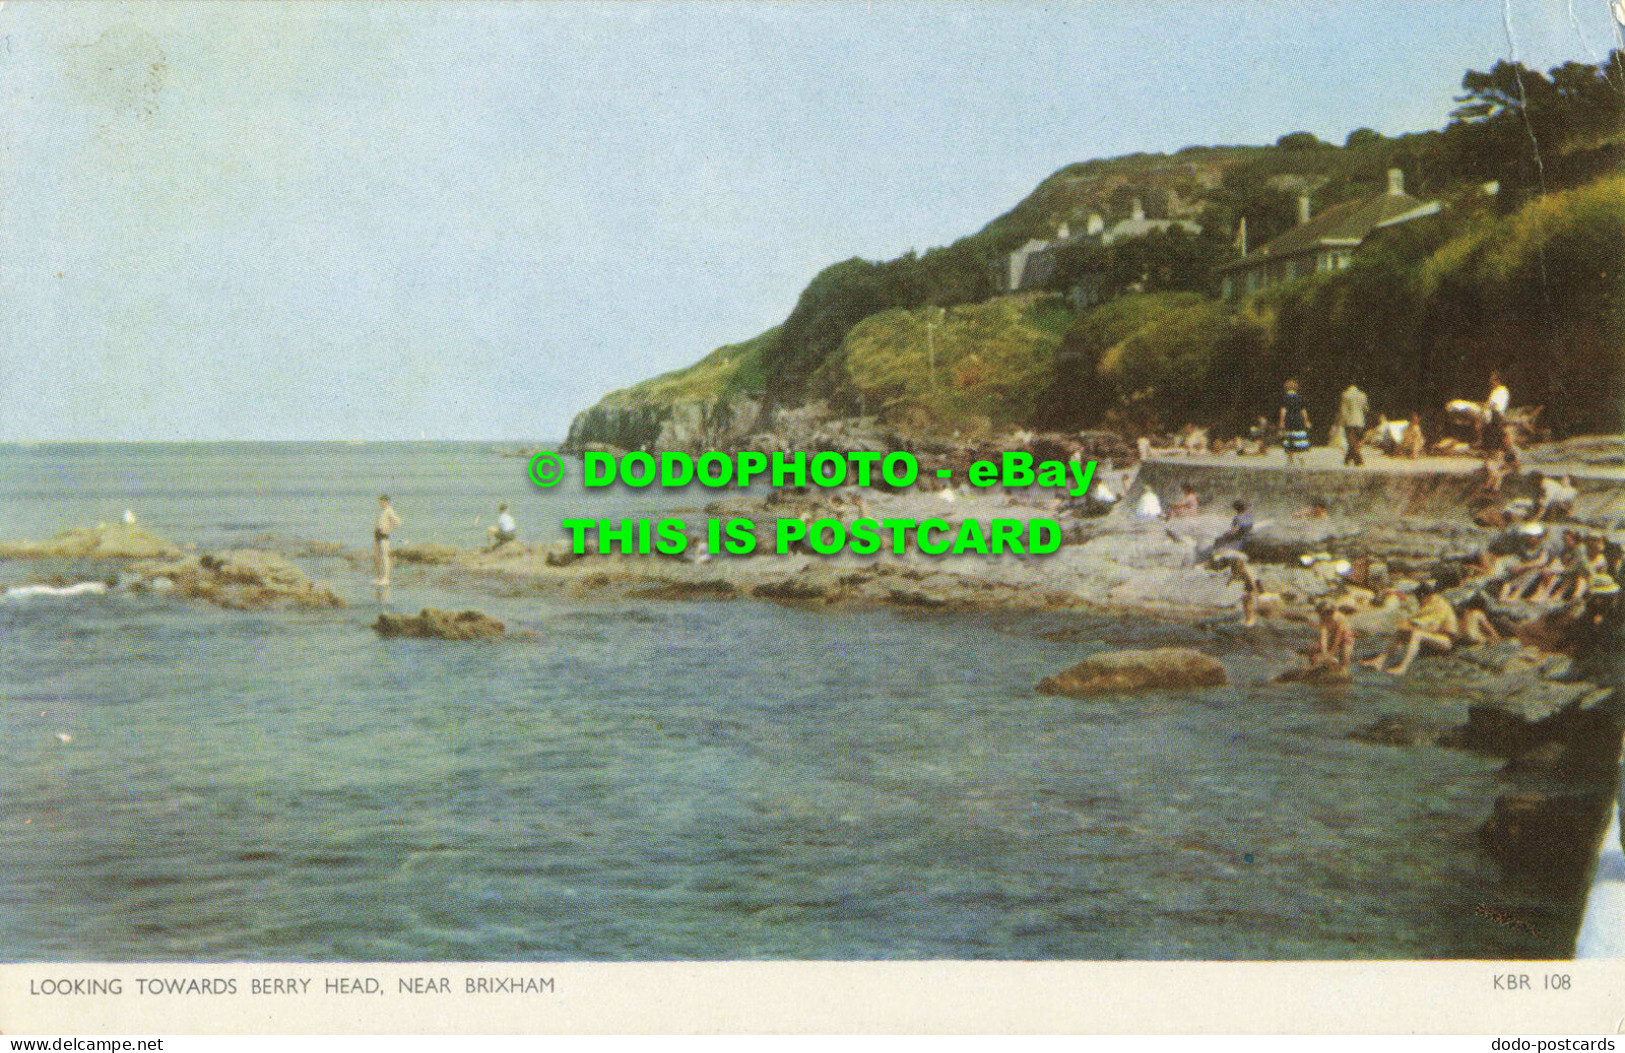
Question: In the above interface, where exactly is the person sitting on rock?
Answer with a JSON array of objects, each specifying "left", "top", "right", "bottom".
[
  {"left": 1363, "top": 580, "right": 1460, "bottom": 675},
  {"left": 1582, "top": 534, "right": 1620, "bottom": 622},
  {"left": 1457, "top": 593, "right": 1502, "bottom": 646},
  {"left": 1245, "top": 416, "right": 1272, "bottom": 456},
  {"left": 1487, "top": 526, "right": 1552, "bottom": 601},
  {"left": 1165, "top": 483, "right": 1200, "bottom": 519},
  {"left": 1400, "top": 412, "right": 1426, "bottom": 459},
  {"left": 1211, "top": 500, "right": 1255, "bottom": 553},
  {"left": 486, "top": 504, "right": 517, "bottom": 548},
  {"left": 1310, "top": 601, "right": 1356, "bottom": 669},
  {"left": 1530, "top": 529, "right": 1588, "bottom": 603}
]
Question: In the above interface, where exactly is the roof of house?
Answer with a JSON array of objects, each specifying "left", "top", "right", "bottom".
[
  {"left": 1219, "top": 191, "right": 1440, "bottom": 273},
  {"left": 1105, "top": 217, "right": 1201, "bottom": 242}
]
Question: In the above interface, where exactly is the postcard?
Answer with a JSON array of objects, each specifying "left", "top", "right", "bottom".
[{"left": 1, "top": 0, "right": 1623, "bottom": 1036}]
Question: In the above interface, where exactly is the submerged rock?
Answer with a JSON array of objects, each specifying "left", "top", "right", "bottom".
[
  {"left": 373, "top": 607, "right": 509, "bottom": 641},
  {"left": 130, "top": 549, "right": 343, "bottom": 610},
  {"left": 1480, "top": 790, "right": 1612, "bottom": 882},
  {"left": 1036, "top": 647, "right": 1228, "bottom": 696},
  {"left": 1349, "top": 714, "right": 1440, "bottom": 747},
  {"left": 0, "top": 524, "right": 182, "bottom": 561}
]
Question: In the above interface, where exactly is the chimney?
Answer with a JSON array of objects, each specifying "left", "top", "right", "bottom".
[
  {"left": 1388, "top": 168, "right": 1404, "bottom": 195},
  {"left": 1131, "top": 198, "right": 1145, "bottom": 222},
  {"left": 1297, "top": 194, "right": 1312, "bottom": 226}
]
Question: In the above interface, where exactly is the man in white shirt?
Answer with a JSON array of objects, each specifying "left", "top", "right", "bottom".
[
  {"left": 1337, "top": 383, "right": 1369, "bottom": 467},
  {"left": 488, "top": 503, "right": 518, "bottom": 548},
  {"left": 1487, "top": 370, "right": 1511, "bottom": 417}
]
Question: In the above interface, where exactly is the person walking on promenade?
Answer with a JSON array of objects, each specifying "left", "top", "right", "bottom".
[
  {"left": 1337, "top": 382, "right": 1369, "bottom": 467},
  {"left": 1278, "top": 379, "right": 1311, "bottom": 466},
  {"left": 373, "top": 495, "right": 401, "bottom": 587}
]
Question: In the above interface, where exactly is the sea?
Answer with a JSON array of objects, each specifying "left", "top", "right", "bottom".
[{"left": 0, "top": 442, "right": 1581, "bottom": 960}]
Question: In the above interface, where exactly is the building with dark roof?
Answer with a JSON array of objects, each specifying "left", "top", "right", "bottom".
[
  {"left": 997, "top": 199, "right": 1203, "bottom": 295},
  {"left": 1217, "top": 169, "right": 1440, "bottom": 300}
]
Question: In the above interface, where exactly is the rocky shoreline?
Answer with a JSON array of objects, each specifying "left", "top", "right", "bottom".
[{"left": 4, "top": 449, "right": 1622, "bottom": 934}]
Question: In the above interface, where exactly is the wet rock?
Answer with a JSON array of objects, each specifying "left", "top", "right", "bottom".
[
  {"left": 373, "top": 607, "right": 508, "bottom": 641},
  {"left": 1350, "top": 714, "right": 1439, "bottom": 747},
  {"left": 1502, "top": 741, "right": 1570, "bottom": 776},
  {"left": 1480, "top": 790, "right": 1612, "bottom": 881},
  {"left": 390, "top": 543, "right": 465, "bottom": 566},
  {"left": 1437, "top": 704, "right": 1547, "bottom": 758},
  {"left": 0, "top": 525, "right": 182, "bottom": 561},
  {"left": 131, "top": 549, "right": 343, "bottom": 610},
  {"left": 544, "top": 540, "right": 583, "bottom": 567},
  {"left": 631, "top": 579, "right": 737, "bottom": 600},
  {"left": 887, "top": 588, "right": 948, "bottom": 609},
  {"left": 1453, "top": 639, "right": 1543, "bottom": 675},
  {"left": 1037, "top": 647, "right": 1228, "bottom": 696},
  {"left": 752, "top": 579, "right": 828, "bottom": 601}
]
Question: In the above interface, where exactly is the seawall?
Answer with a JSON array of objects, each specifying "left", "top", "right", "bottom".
[{"left": 1128, "top": 454, "right": 1625, "bottom": 527}]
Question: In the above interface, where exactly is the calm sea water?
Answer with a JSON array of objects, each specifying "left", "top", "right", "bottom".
[{"left": 0, "top": 444, "right": 1579, "bottom": 960}]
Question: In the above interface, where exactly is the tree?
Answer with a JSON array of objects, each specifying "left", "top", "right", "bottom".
[
  {"left": 1276, "top": 131, "right": 1326, "bottom": 150},
  {"left": 1344, "top": 127, "right": 1384, "bottom": 149},
  {"left": 1443, "top": 51, "right": 1625, "bottom": 204}
]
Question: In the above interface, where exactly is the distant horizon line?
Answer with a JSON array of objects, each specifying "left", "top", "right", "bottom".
[{"left": 0, "top": 438, "right": 565, "bottom": 445}]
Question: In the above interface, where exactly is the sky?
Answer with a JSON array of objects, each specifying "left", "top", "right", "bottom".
[{"left": 0, "top": 0, "right": 1618, "bottom": 441}]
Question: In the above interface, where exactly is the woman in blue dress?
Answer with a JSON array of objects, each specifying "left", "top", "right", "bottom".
[{"left": 1278, "top": 378, "right": 1311, "bottom": 466}]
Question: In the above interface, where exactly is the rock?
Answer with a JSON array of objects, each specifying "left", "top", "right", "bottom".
[
  {"left": 1503, "top": 741, "right": 1569, "bottom": 775},
  {"left": 545, "top": 540, "right": 583, "bottom": 567},
  {"left": 1273, "top": 662, "right": 1352, "bottom": 686},
  {"left": 887, "top": 588, "right": 948, "bottom": 609},
  {"left": 1036, "top": 647, "right": 1228, "bottom": 696},
  {"left": 1453, "top": 639, "right": 1542, "bottom": 675},
  {"left": 631, "top": 579, "right": 737, "bottom": 600},
  {"left": 130, "top": 549, "right": 343, "bottom": 610},
  {"left": 752, "top": 579, "right": 829, "bottom": 601},
  {"left": 390, "top": 543, "right": 465, "bottom": 566},
  {"left": 373, "top": 607, "right": 508, "bottom": 641},
  {"left": 0, "top": 525, "right": 182, "bottom": 561},
  {"left": 1349, "top": 714, "right": 1438, "bottom": 747},
  {"left": 1513, "top": 604, "right": 1587, "bottom": 654},
  {"left": 1437, "top": 704, "right": 1546, "bottom": 758},
  {"left": 1480, "top": 790, "right": 1612, "bottom": 881}
]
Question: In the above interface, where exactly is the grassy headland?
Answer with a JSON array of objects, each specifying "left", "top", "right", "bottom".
[{"left": 567, "top": 53, "right": 1624, "bottom": 452}]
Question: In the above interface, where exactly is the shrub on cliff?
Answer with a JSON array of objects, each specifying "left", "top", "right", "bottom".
[{"left": 812, "top": 294, "right": 1073, "bottom": 428}]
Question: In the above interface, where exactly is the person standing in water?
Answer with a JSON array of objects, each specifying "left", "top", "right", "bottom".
[
  {"left": 374, "top": 495, "right": 401, "bottom": 586},
  {"left": 1278, "top": 379, "right": 1311, "bottom": 466}
]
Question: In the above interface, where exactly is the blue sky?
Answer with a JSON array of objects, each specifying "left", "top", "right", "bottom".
[{"left": 0, "top": 0, "right": 1617, "bottom": 440}]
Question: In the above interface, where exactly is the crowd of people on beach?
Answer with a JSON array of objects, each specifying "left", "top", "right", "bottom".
[
  {"left": 1144, "top": 484, "right": 1616, "bottom": 681},
  {"left": 1123, "top": 368, "right": 1619, "bottom": 680}
]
